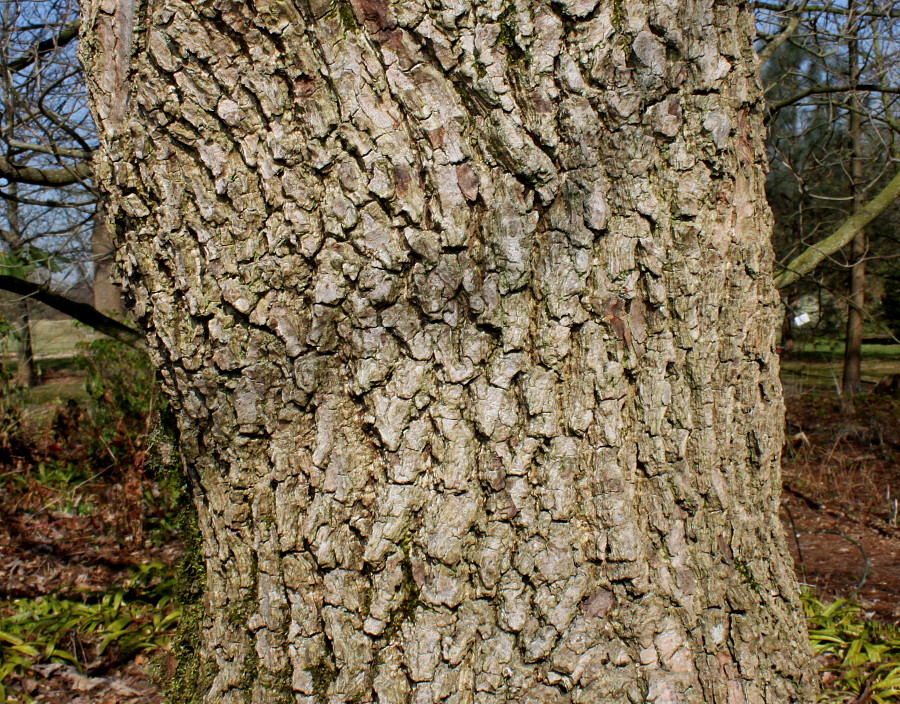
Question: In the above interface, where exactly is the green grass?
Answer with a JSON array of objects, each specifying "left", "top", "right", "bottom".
[
  {"left": 790, "top": 338, "right": 900, "bottom": 361},
  {"left": 25, "top": 379, "right": 88, "bottom": 406},
  {"left": 781, "top": 338, "right": 900, "bottom": 392},
  {"left": 862, "top": 344, "right": 900, "bottom": 360},
  {"left": 0, "top": 320, "right": 99, "bottom": 410},
  {"left": 781, "top": 358, "right": 900, "bottom": 389}
]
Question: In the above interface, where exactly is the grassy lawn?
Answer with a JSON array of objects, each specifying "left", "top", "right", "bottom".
[
  {"left": 781, "top": 339, "right": 900, "bottom": 393},
  {"left": 790, "top": 338, "right": 900, "bottom": 361},
  {"left": 0, "top": 319, "right": 99, "bottom": 360},
  {"left": 0, "top": 320, "right": 98, "bottom": 413},
  {"left": 26, "top": 378, "right": 89, "bottom": 405}
]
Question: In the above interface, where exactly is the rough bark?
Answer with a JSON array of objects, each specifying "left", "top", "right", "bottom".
[{"left": 80, "top": 0, "right": 817, "bottom": 702}]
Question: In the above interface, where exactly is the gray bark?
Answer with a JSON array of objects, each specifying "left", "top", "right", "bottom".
[{"left": 79, "top": 0, "right": 817, "bottom": 702}]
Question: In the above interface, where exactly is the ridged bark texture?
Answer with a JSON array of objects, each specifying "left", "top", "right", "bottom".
[{"left": 80, "top": 0, "right": 817, "bottom": 702}]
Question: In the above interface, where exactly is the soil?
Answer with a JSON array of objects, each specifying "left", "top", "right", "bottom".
[
  {"left": 11, "top": 660, "right": 162, "bottom": 704},
  {"left": 0, "top": 382, "right": 897, "bottom": 702},
  {"left": 780, "top": 387, "right": 900, "bottom": 620}
]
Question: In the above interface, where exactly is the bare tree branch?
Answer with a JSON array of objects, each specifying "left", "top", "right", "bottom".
[
  {"left": 0, "top": 188, "right": 95, "bottom": 209},
  {"left": 753, "top": 2, "right": 900, "bottom": 19},
  {"left": 7, "top": 139, "right": 93, "bottom": 160},
  {"left": 0, "top": 274, "right": 144, "bottom": 349},
  {"left": 0, "top": 156, "right": 91, "bottom": 187},
  {"left": 768, "top": 83, "right": 900, "bottom": 114},
  {"left": 758, "top": 1, "right": 810, "bottom": 64},
  {"left": 775, "top": 169, "right": 900, "bottom": 288},
  {"left": 6, "top": 20, "right": 80, "bottom": 73}
]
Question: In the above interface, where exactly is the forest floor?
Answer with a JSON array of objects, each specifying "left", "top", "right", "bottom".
[
  {"left": 781, "top": 388, "right": 900, "bottom": 620},
  {"left": 0, "top": 360, "right": 897, "bottom": 703}
]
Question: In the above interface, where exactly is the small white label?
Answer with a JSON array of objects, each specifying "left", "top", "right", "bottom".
[{"left": 793, "top": 312, "right": 811, "bottom": 327}]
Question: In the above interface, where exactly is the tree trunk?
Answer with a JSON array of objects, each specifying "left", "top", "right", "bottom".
[
  {"left": 13, "top": 298, "right": 35, "bottom": 387},
  {"left": 842, "top": 8, "right": 865, "bottom": 396},
  {"left": 779, "top": 295, "right": 796, "bottom": 356},
  {"left": 80, "top": 1, "right": 817, "bottom": 702},
  {"left": 3, "top": 186, "right": 35, "bottom": 388}
]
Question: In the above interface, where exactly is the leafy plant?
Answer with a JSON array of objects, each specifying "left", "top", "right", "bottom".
[
  {"left": 123, "top": 560, "right": 179, "bottom": 608},
  {"left": 76, "top": 338, "right": 161, "bottom": 451},
  {"left": 0, "top": 248, "right": 60, "bottom": 281},
  {"left": 802, "top": 591, "right": 900, "bottom": 703},
  {"left": 0, "top": 563, "right": 181, "bottom": 702}
]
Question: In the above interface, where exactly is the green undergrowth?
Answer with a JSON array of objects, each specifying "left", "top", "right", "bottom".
[
  {"left": 0, "top": 562, "right": 180, "bottom": 702},
  {"left": 0, "top": 338, "right": 187, "bottom": 702},
  {"left": 802, "top": 591, "right": 900, "bottom": 703}
]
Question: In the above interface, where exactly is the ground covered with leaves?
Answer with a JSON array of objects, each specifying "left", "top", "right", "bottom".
[
  {"left": 782, "top": 388, "right": 900, "bottom": 616},
  {"left": 782, "top": 382, "right": 900, "bottom": 702},
  {"left": 0, "top": 342, "right": 181, "bottom": 703},
  {"left": 0, "top": 344, "right": 897, "bottom": 703}
]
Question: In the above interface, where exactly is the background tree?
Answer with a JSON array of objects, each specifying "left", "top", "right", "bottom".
[
  {"left": 81, "top": 0, "right": 817, "bottom": 702},
  {"left": 1, "top": 185, "right": 36, "bottom": 386},
  {"left": 756, "top": 0, "right": 900, "bottom": 391},
  {"left": 0, "top": 0, "right": 130, "bottom": 367}
]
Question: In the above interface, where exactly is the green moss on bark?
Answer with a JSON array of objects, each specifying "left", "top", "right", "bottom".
[
  {"left": 153, "top": 408, "right": 211, "bottom": 704},
  {"left": 381, "top": 545, "right": 421, "bottom": 641},
  {"left": 336, "top": 0, "right": 358, "bottom": 31},
  {"left": 311, "top": 659, "right": 338, "bottom": 704},
  {"left": 165, "top": 504, "right": 212, "bottom": 704},
  {"left": 258, "top": 670, "right": 294, "bottom": 704}
]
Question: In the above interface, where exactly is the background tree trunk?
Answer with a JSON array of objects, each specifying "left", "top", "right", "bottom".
[
  {"left": 842, "top": 6, "right": 865, "bottom": 396},
  {"left": 4, "top": 186, "right": 35, "bottom": 388},
  {"left": 91, "top": 202, "right": 125, "bottom": 317},
  {"left": 80, "top": 0, "right": 817, "bottom": 702},
  {"left": 12, "top": 297, "right": 35, "bottom": 388}
]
